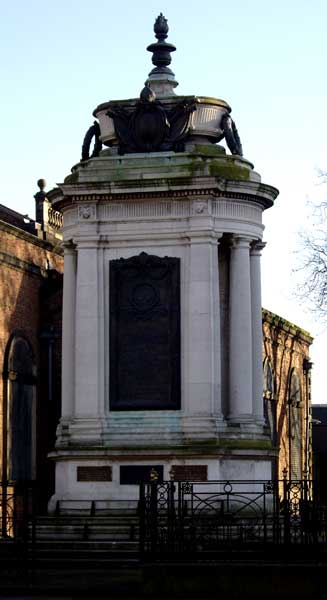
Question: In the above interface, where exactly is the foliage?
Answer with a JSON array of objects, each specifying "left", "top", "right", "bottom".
[{"left": 296, "top": 172, "right": 327, "bottom": 320}]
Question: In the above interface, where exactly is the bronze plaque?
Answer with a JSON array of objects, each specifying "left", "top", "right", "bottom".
[
  {"left": 172, "top": 465, "right": 208, "bottom": 481},
  {"left": 77, "top": 466, "right": 112, "bottom": 482},
  {"left": 110, "top": 252, "right": 180, "bottom": 410}
]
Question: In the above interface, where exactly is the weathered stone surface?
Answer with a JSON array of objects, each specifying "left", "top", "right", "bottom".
[{"left": 50, "top": 143, "right": 278, "bottom": 506}]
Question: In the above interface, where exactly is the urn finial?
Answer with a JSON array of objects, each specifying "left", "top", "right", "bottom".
[
  {"left": 154, "top": 13, "right": 169, "bottom": 40},
  {"left": 37, "top": 178, "right": 47, "bottom": 192},
  {"left": 146, "top": 14, "right": 178, "bottom": 97}
]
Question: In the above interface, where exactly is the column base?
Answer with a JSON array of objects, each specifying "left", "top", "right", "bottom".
[
  {"left": 56, "top": 416, "right": 108, "bottom": 447},
  {"left": 56, "top": 412, "right": 230, "bottom": 448},
  {"left": 226, "top": 415, "right": 269, "bottom": 437},
  {"left": 227, "top": 411, "right": 255, "bottom": 421}
]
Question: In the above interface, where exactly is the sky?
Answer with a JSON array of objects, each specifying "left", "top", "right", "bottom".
[{"left": 1, "top": 0, "right": 327, "bottom": 402}]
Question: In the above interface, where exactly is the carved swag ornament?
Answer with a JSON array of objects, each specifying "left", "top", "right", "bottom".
[{"left": 106, "top": 83, "right": 197, "bottom": 154}]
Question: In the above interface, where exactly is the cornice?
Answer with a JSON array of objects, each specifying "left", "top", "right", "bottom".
[
  {"left": 262, "top": 308, "right": 313, "bottom": 345},
  {"left": 57, "top": 187, "right": 274, "bottom": 213},
  {"left": 0, "top": 250, "right": 45, "bottom": 278}
]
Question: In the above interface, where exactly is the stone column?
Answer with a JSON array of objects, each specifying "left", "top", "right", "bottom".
[
  {"left": 228, "top": 236, "right": 253, "bottom": 423},
  {"left": 74, "top": 241, "right": 104, "bottom": 422},
  {"left": 184, "top": 231, "right": 223, "bottom": 428},
  {"left": 61, "top": 241, "right": 77, "bottom": 420},
  {"left": 250, "top": 241, "right": 266, "bottom": 424}
]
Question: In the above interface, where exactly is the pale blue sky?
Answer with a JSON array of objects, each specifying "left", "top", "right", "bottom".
[{"left": 1, "top": 0, "right": 327, "bottom": 400}]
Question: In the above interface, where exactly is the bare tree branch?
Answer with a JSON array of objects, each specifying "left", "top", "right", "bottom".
[{"left": 295, "top": 173, "right": 327, "bottom": 320}]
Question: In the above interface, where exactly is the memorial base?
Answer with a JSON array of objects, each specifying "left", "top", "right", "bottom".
[{"left": 48, "top": 441, "right": 274, "bottom": 512}]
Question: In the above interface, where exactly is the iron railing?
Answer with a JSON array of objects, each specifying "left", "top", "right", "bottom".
[
  {"left": 139, "top": 479, "right": 327, "bottom": 558},
  {"left": 0, "top": 481, "right": 36, "bottom": 543}
]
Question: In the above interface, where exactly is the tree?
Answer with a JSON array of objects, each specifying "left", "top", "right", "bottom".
[{"left": 296, "top": 173, "right": 327, "bottom": 320}]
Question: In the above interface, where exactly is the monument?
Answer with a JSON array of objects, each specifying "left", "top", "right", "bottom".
[{"left": 48, "top": 15, "right": 279, "bottom": 510}]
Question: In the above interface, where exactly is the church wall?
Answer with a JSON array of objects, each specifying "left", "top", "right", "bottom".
[
  {"left": 0, "top": 219, "right": 63, "bottom": 506},
  {"left": 262, "top": 309, "right": 312, "bottom": 482}
]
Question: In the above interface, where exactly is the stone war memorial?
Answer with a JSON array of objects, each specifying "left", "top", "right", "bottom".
[
  {"left": 48, "top": 15, "right": 278, "bottom": 509},
  {"left": 48, "top": 13, "right": 280, "bottom": 511},
  {"left": 2, "top": 14, "right": 327, "bottom": 598}
]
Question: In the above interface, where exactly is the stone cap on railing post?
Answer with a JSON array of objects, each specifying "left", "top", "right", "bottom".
[
  {"left": 34, "top": 179, "right": 63, "bottom": 240},
  {"left": 34, "top": 178, "right": 49, "bottom": 226}
]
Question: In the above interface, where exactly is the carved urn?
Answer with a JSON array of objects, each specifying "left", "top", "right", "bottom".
[
  {"left": 84, "top": 13, "right": 241, "bottom": 158},
  {"left": 94, "top": 95, "right": 231, "bottom": 150}
]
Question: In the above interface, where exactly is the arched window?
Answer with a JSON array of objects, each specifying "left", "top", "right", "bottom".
[
  {"left": 3, "top": 334, "right": 36, "bottom": 482},
  {"left": 263, "top": 358, "right": 276, "bottom": 443},
  {"left": 289, "top": 369, "right": 302, "bottom": 480}
]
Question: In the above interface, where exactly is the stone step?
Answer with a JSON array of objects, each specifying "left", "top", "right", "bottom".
[
  {"left": 50, "top": 499, "right": 139, "bottom": 516},
  {"left": 34, "top": 529, "right": 138, "bottom": 541},
  {"left": 32, "top": 515, "right": 140, "bottom": 542},
  {"left": 31, "top": 544, "right": 139, "bottom": 558},
  {"left": 30, "top": 538, "right": 138, "bottom": 549},
  {"left": 37, "top": 513, "right": 139, "bottom": 526},
  {"left": 0, "top": 538, "right": 140, "bottom": 564}
]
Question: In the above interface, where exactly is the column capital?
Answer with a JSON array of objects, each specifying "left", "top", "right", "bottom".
[
  {"left": 72, "top": 234, "right": 110, "bottom": 248},
  {"left": 186, "top": 230, "right": 223, "bottom": 244},
  {"left": 250, "top": 240, "right": 266, "bottom": 256},
  {"left": 62, "top": 240, "right": 76, "bottom": 253},
  {"left": 230, "top": 234, "right": 253, "bottom": 249}
]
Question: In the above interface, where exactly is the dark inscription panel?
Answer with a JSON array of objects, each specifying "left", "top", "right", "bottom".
[
  {"left": 77, "top": 466, "right": 112, "bottom": 482},
  {"left": 172, "top": 465, "right": 208, "bottom": 481},
  {"left": 120, "top": 465, "right": 164, "bottom": 485},
  {"left": 110, "top": 252, "right": 180, "bottom": 410}
]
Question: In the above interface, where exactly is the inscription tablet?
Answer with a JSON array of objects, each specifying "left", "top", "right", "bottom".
[{"left": 110, "top": 252, "right": 180, "bottom": 410}]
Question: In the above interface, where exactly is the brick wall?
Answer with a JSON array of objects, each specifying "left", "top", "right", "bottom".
[
  {"left": 0, "top": 220, "right": 63, "bottom": 506},
  {"left": 262, "top": 310, "right": 313, "bottom": 481}
]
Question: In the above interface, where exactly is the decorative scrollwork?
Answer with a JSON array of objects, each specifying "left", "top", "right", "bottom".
[
  {"left": 139, "top": 478, "right": 326, "bottom": 556},
  {"left": 81, "top": 121, "right": 102, "bottom": 161},
  {"left": 181, "top": 482, "right": 193, "bottom": 494},
  {"left": 264, "top": 480, "right": 276, "bottom": 494}
]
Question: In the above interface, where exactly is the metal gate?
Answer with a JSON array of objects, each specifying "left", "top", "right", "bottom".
[{"left": 139, "top": 478, "right": 325, "bottom": 558}]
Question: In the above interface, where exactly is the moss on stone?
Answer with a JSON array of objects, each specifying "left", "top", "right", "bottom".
[
  {"left": 182, "top": 156, "right": 208, "bottom": 178},
  {"left": 180, "top": 154, "right": 251, "bottom": 182},
  {"left": 64, "top": 170, "right": 79, "bottom": 184},
  {"left": 262, "top": 308, "right": 313, "bottom": 341},
  {"left": 218, "top": 438, "right": 273, "bottom": 450},
  {"left": 100, "top": 438, "right": 273, "bottom": 454},
  {"left": 208, "top": 160, "right": 250, "bottom": 180},
  {"left": 181, "top": 438, "right": 273, "bottom": 451},
  {"left": 190, "top": 144, "right": 225, "bottom": 157}
]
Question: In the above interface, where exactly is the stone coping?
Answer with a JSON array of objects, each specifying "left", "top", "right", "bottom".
[{"left": 262, "top": 308, "right": 313, "bottom": 344}]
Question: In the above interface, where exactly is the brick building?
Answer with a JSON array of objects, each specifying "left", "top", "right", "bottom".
[
  {"left": 0, "top": 185, "right": 63, "bottom": 509},
  {"left": 0, "top": 187, "right": 313, "bottom": 508},
  {"left": 262, "top": 309, "right": 313, "bottom": 482}
]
